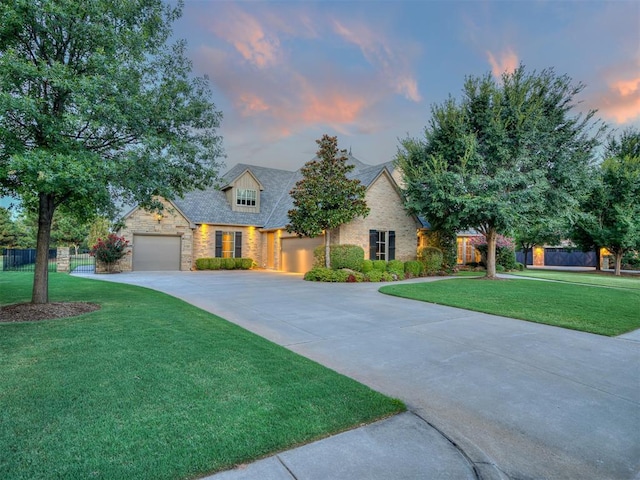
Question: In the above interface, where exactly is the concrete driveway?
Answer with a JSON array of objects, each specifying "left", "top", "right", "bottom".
[{"left": 85, "top": 270, "right": 640, "bottom": 479}]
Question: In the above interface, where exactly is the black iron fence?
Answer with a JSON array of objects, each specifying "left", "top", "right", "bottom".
[
  {"left": 1, "top": 249, "right": 95, "bottom": 273},
  {"left": 2, "top": 248, "right": 57, "bottom": 272}
]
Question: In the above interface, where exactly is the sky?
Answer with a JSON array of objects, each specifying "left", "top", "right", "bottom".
[{"left": 170, "top": 0, "right": 640, "bottom": 172}]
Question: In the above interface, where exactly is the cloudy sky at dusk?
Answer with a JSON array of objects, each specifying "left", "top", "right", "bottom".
[{"left": 172, "top": 0, "right": 640, "bottom": 172}]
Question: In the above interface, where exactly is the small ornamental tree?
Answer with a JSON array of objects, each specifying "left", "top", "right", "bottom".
[
  {"left": 287, "top": 135, "right": 370, "bottom": 268},
  {"left": 90, "top": 234, "right": 129, "bottom": 272}
]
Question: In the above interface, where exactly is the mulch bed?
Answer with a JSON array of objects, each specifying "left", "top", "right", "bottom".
[{"left": 0, "top": 302, "right": 101, "bottom": 323}]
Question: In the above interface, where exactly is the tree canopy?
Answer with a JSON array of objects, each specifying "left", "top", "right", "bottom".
[
  {"left": 0, "top": 0, "right": 223, "bottom": 302},
  {"left": 572, "top": 128, "right": 640, "bottom": 275},
  {"left": 287, "top": 135, "right": 369, "bottom": 268},
  {"left": 396, "top": 65, "right": 603, "bottom": 278}
]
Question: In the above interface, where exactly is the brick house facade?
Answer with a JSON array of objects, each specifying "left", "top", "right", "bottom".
[{"left": 118, "top": 155, "right": 424, "bottom": 273}]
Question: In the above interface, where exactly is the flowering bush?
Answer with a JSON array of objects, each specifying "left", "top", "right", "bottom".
[
  {"left": 90, "top": 234, "right": 129, "bottom": 270},
  {"left": 468, "top": 234, "right": 515, "bottom": 250}
]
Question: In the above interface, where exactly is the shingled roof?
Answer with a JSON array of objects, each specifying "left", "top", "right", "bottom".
[{"left": 172, "top": 154, "right": 397, "bottom": 229}]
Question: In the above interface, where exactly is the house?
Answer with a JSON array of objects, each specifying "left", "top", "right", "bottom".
[{"left": 116, "top": 154, "right": 423, "bottom": 273}]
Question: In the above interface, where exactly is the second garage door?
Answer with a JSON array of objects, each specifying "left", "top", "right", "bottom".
[
  {"left": 281, "top": 236, "right": 323, "bottom": 273},
  {"left": 133, "top": 234, "right": 181, "bottom": 271}
]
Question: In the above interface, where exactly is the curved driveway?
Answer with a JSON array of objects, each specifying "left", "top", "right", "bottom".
[{"left": 88, "top": 270, "right": 640, "bottom": 479}]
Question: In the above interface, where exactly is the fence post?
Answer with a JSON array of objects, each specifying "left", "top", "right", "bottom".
[{"left": 56, "top": 247, "right": 70, "bottom": 273}]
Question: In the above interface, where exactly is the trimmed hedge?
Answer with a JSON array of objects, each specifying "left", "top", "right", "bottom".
[
  {"left": 361, "top": 259, "right": 374, "bottom": 273},
  {"left": 195, "top": 257, "right": 254, "bottom": 270},
  {"left": 404, "top": 260, "right": 423, "bottom": 277},
  {"left": 372, "top": 260, "right": 387, "bottom": 272},
  {"left": 304, "top": 267, "right": 397, "bottom": 283},
  {"left": 313, "top": 244, "right": 365, "bottom": 270}
]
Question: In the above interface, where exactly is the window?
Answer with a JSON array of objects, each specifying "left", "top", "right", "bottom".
[
  {"left": 215, "top": 231, "right": 242, "bottom": 258},
  {"left": 236, "top": 189, "right": 257, "bottom": 206},
  {"left": 369, "top": 230, "right": 395, "bottom": 261}
]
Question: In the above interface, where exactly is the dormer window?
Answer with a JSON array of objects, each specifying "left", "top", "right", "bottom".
[{"left": 236, "top": 188, "right": 257, "bottom": 207}]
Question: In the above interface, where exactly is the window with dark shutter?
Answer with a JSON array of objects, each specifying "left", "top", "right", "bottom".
[
  {"left": 388, "top": 231, "right": 396, "bottom": 261},
  {"left": 235, "top": 232, "right": 242, "bottom": 258},
  {"left": 215, "top": 231, "right": 222, "bottom": 258},
  {"left": 369, "top": 230, "right": 378, "bottom": 260}
]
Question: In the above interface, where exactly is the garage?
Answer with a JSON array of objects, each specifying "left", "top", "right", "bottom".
[
  {"left": 281, "top": 236, "right": 323, "bottom": 273},
  {"left": 133, "top": 234, "right": 181, "bottom": 271}
]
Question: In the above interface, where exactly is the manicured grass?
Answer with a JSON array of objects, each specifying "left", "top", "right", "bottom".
[
  {"left": 380, "top": 277, "right": 640, "bottom": 336},
  {"left": 511, "top": 269, "right": 640, "bottom": 290},
  {"left": 0, "top": 273, "right": 404, "bottom": 480}
]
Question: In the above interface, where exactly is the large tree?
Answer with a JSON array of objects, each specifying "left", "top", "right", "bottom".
[
  {"left": 0, "top": 0, "right": 223, "bottom": 303},
  {"left": 573, "top": 128, "right": 640, "bottom": 275},
  {"left": 396, "top": 65, "right": 602, "bottom": 278},
  {"left": 287, "top": 134, "right": 369, "bottom": 269}
]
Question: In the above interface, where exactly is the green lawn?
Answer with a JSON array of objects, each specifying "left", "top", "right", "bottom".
[
  {"left": 380, "top": 276, "right": 640, "bottom": 336},
  {"left": 511, "top": 269, "right": 640, "bottom": 290},
  {"left": 1, "top": 273, "right": 404, "bottom": 480}
]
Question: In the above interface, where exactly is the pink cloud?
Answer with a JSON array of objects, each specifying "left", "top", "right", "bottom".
[
  {"left": 487, "top": 48, "right": 519, "bottom": 78},
  {"left": 597, "top": 75, "right": 640, "bottom": 124},
  {"left": 206, "top": 6, "right": 281, "bottom": 68}
]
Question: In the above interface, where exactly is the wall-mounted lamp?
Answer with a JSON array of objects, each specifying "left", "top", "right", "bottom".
[{"left": 155, "top": 213, "right": 163, "bottom": 224}]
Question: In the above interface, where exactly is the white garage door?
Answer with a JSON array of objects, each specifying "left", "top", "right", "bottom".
[
  {"left": 133, "top": 235, "right": 181, "bottom": 271},
  {"left": 281, "top": 236, "right": 323, "bottom": 273}
]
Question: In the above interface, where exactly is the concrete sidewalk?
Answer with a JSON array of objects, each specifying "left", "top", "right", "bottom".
[{"left": 80, "top": 271, "right": 640, "bottom": 480}]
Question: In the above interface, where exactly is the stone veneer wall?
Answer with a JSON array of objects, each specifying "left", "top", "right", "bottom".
[
  {"left": 192, "top": 225, "right": 262, "bottom": 267},
  {"left": 118, "top": 200, "right": 194, "bottom": 271},
  {"left": 338, "top": 172, "right": 418, "bottom": 261}
]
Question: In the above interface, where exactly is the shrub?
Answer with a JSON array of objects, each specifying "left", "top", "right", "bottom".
[
  {"left": 304, "top": 267, "right": 349, "bottom": 282},
  {"left": 345, "top": 271, "right": 365, "bottom": 283},
  {"left": 366, "top": 270, "right": 383, "bottom": 282},
  {"left": 387, "top": 260, "right": 404, "bottom": 275},
  {"left": 314, "top": 244, "right": 365, "bottom": 270},
  {"left": 381, "top": 272, "right": 394, "bottom": 282},
  {"left": 621, "top": 251, "right": 640, "bottom": 269},
  {"left": 313, "top": 245, "right": 326, "bottom": 268},
  {"left": 496, "top": 264, "right": 506, "bottom": 273},
  {"left": 195, "top": 257, "right": 253, "bottom": 270},
  {"left": 516, "top": 262, "right": 525, "bottom": 271},
  {"left": 240, "top": 258, "right": 254, "bottom": 270},
  {"left": 361, "top": 259, "right": 373, "bottom": 273},
  {"left": 195, "top": 258, "right": 208, "bottom": 270},
  {"left": 331, "top": 245, "right": 365, "bottom": 270},
  {"left": 418, "top": 246, "right": 443, "bottom": 275},
  {"left": 496, "top": 247, "right": 518, "bottom": 271},
  {"left": 404, "top": 260, "right": 423, "bottom": 277},
  {"left": 372, "top": 260, "right": 387, "bottom": 272}
]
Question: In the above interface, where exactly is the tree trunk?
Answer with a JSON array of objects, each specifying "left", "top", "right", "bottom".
[
  {"left": 594, "top": 247, "right": 601, "bottom": 271},
  {"left": 485, "top": 228, "right": 497, "bottom": 279},
  {"left": 615, "top": 252, "right": 622, "bottom": 276},
  {"left": 324, "top": 230, "right": 331, "bottom": 269},
  {"left": 32, "top": 194, "right": 56, "bottom": 304},
  {"left": 523, "top": 245, "right": 532, "bottom": 268}
]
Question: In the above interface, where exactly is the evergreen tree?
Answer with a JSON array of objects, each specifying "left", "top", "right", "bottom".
[{"left": 287, "top": 135, "right": 369, "bottom": 268}]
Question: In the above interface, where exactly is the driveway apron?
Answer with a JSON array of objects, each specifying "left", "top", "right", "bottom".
[{"left": 85, "top": 271, "right": 640, "bottom": 480}]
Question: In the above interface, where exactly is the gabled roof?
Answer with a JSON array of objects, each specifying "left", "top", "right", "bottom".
[{"left": 173, "top": 154, "right": 402, "bottom": 229}]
